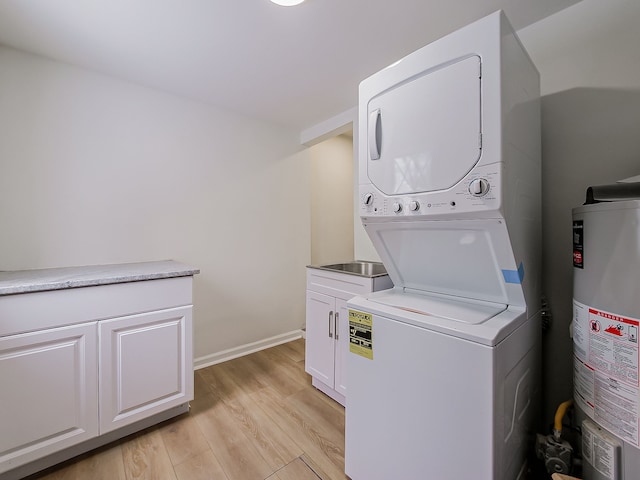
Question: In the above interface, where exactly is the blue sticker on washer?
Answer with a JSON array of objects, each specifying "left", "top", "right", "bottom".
[{"left": 502, "top": 262, "right": 525, "bottom": 284}]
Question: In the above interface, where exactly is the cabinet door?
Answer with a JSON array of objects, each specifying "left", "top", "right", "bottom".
[
  {"left": 333, "top": 299, "right": 349, "bottom": 397},
  {"left": 0, "top": 323, "right": 98, "bottom": 474},
  {"left": 305, "top": 291, "right": 335, "bottom": 388},
  {"left": 99, "top": 306, "right": 193, "bottom": 434}
]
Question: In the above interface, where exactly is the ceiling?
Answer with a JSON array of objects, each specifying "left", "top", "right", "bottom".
[{"left": 0, "top": 0, "right": 582, "bottom": 130}]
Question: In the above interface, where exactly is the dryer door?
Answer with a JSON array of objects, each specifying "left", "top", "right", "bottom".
[{"left": 366, "top": 55, "right": 481, "bottom": 195}]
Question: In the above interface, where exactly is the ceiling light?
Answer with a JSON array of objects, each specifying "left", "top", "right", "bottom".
[{"left": 270, "top": 0, "right": 305, "bottom": 6}]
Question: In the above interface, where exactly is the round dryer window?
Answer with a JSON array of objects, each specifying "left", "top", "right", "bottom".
[{"left": 366, "top": 55, "right": 482, "bottom": 196}]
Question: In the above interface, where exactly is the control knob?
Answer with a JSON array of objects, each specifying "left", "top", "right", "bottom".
[
  {"left": 409, "top": 200, "right": 420, "bottom": 212},
  {"left": 392, "top": 202, "right": 402, "bottom": 213},
  {"left": 363, "top": 193, "right": 374, "bottom": 206},
  {"left": 469, "top": 178, "right": 489, "bottom": 197}
]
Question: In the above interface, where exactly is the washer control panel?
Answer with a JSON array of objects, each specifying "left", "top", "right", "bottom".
[{"left": 360, "top": 166, "right": 500, "bottom": 217}]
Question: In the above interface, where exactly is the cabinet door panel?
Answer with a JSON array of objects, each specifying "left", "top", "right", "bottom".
[
  {"left": 99, "top": 307, "right": 193, "bottom": 434},
  {"left": 0, "top": 323, "right": 98, "bottom": 474},
  {"left": 305, "top": 291, "right": 335, "bottom": 387},
  {"left": 334, "top": 299, "right": 349, "bottom": 397}
]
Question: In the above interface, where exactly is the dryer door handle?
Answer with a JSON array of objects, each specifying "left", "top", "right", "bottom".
[{"left": 369, "top": 109, "right": 382, "bottom": 160}]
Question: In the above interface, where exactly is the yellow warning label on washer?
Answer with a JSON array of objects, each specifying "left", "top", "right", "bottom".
[{"left": 349, "top": 309, "right": 373, "bottom": 360}]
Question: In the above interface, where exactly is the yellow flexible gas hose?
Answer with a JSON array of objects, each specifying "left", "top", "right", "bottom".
[{"left": 553, "top": 399, "right": 574, "bottom": 439}]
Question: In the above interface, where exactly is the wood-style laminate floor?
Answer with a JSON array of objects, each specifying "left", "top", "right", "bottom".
[{"left": 29, "top": 339, "right": 347, "bottom": 480}]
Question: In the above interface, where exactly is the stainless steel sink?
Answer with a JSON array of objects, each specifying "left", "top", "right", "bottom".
[{"left": 309, "top": 261, "right": 388, "bottom": 278}]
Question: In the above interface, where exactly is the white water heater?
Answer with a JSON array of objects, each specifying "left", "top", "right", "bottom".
[{"left": 573, "top": 183, "right": 640, "bottom": 480}]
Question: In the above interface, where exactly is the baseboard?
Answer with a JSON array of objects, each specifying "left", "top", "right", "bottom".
[{"left": 194, "top": 329, "right": 304, "bottom": 370}]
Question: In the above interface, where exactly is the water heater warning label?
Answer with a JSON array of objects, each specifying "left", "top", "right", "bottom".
[
  {"left": 573, "top": 299, "right": 640, "bottom": 447},
  {"left": 349, "top": 310, "right": 373, "bottom": 360},
  {"left": 582, "top": 419, "right": 620, "bottom": 480},
  {"left": 573, "top": 220, "right": 584, "bottom": 269}
]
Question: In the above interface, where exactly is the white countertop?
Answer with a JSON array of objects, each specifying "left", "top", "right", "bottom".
[{"left": 0, "top": 260, "right": 199, "bottom": 296}]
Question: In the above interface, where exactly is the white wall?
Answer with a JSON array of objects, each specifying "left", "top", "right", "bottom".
[
  {"left": 310, "top": 135, "right": 354, "bottom": 265},
  {"left": 518, "top": 0, "right": 640, "bottom": 425},
  {"left": 300, "top": 109, "right": 379, "bottom": 263},
  {"left": 0, "top": 46, "right": 311, "bottom": 363}
]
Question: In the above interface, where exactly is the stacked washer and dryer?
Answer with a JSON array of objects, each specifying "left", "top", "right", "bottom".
[{"left": 345, "top": 11, "right": 542, "bottom": 480}]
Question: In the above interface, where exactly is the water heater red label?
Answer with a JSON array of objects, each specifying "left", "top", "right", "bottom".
[{"left": 573, "top": 220, "right": 584, "bottom": 269}]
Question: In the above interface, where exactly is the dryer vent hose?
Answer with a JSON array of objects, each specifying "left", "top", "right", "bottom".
[{"left": 553, "top": 400, "right": 573, "bottom": 440}]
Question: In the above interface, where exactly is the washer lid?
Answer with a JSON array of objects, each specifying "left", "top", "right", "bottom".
[
  {"left": 366, "top": 55, "right": 481, "bottom": 196},
  {"left": 368, "top": 289, "right": 506, "bottom": 325},
  {"left": 348, "top": 289, "right": 524, "bottom": 346},
  {"left": 363, "top": 218, "right": 526, "bottom": 307}
]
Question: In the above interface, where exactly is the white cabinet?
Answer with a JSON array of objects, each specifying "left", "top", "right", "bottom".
[
  {"left": 0, "top": 273, "right": 195, "bottom": 479},
  {"left": 305, "top": 266, "right": 392, "bottom": 405},
  {"left": 0, "top": 323, "right": 98, "bottom": 473},
  {"left": 305, "top": 292, "right": 348, "bottom": 397},
  {"left": 99, "top": 307, "right": 193, "bottom": 433}
]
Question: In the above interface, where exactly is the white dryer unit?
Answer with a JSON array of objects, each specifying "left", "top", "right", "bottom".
[{"left": 346, "top": 11, "right": 541, "bottom": 480}]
